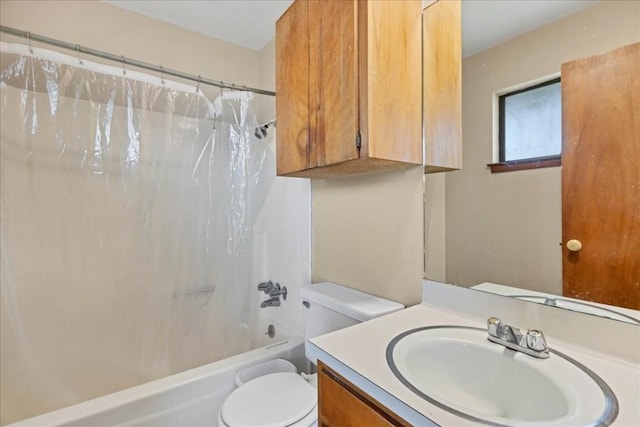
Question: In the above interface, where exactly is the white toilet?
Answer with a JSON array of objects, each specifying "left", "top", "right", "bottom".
[{"left": 217, "top": 282, "right": 404, "bottom": 427}]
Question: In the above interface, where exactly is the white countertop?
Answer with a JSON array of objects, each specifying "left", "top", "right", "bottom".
[{"left": 308, "top": 302, "right": 640, "bottom": 426}]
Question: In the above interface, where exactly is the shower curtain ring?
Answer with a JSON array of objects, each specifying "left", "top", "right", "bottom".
[
  {"left": 195, "top": 75, "right": 202, "bottom": 93},
  {"left": 121, "top": 55, "right": 126, "bottom": 75},
  {"left": 160, "top": 66, "right": 165, "bottom": 85},
  {"left": 76, "top": 45, "right": 84, "bottom": 65},
  {"left": 26, "top": 31, "right": 34, "bottom": 54}
]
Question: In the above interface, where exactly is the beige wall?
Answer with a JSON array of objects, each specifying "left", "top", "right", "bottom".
[
  {"left": 312, "top": 167, "right": 425, "bottom": 306},
  {"left": 445, "top": 0, "right": 640, "bottom": 292},
  {"left": 258, "top": 38, "right": 276, "bottom": 125}
]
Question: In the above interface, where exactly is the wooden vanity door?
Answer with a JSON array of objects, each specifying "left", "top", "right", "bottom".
[
  {"left": 561, "top": 42, "right": 640, "bottom": 310},
  {"left": 318, "top": 361, "right": 411, "bottom": 427}
]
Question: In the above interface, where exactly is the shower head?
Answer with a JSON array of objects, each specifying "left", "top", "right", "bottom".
[{"left": 254, "top": 120, "right": 275, "bottom": 139}]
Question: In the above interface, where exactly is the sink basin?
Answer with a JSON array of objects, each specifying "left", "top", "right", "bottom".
[{"left": 387, "top": 326, "right": 618, "bottom": 426}]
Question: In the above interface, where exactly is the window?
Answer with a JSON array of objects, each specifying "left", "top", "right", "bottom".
[{"left": 489, "top": 78, "right": 562, "bottom": 173}]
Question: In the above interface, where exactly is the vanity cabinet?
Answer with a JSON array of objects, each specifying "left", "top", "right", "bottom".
[
  {"left": 318, "top": 361, "right": 410, "bottom": 427},
  {"left": 275, "top": 0, "right": 423, "bottom": 178}
]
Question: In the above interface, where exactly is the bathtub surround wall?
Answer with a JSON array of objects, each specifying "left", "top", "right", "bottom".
[
  {"left": 0, "top": 2, "right": 310, "bottom": 424},
  {"left": 253, "top": 37, "right": 311, "bottom": 345},
  {"left": 443, "top": 0, "right": 640, "bottom": 292}
]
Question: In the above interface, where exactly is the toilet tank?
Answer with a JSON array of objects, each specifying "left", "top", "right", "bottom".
[{"left": 300, "top": 282, "right": 404, "bottom": 340}]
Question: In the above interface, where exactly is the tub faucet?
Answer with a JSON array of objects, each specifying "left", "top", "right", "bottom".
[
  {"left": 487, "top": 317, "right": 549, "bottom": 359},
  {"left": 258, "top": 281, "right": 287, "bottom": 308}
]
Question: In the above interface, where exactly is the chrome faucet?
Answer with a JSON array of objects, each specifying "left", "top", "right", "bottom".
[
  {"left": 257, "top": 280, "right": 287, "bottom": 308},
  {"left": 487, "top": 317, "right": 549, "bottom": 359}
]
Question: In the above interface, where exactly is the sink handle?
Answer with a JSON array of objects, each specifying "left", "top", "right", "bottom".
[
  {"left": 487, "top": 316, "right": 503, "bottom": 337},
  {"left": 526, "top": 329, "right": 548, "bottom": 352}
]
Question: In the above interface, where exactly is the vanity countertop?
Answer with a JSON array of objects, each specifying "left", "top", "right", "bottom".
[{"left": 308, "top": 295, "right": 640, "bottom": 426}]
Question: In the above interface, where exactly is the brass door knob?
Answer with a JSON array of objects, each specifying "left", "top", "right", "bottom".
[{"left": 566, "top": 239, "right": 583, "bottom": 252}]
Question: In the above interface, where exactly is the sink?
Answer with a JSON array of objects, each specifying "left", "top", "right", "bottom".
[{"left": 387, "top": 326, "right": 618, "bottom": 426}]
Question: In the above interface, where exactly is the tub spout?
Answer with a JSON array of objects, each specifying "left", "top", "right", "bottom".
[{"left": 260, "top": 297, "right": 281, "bottom": 308}]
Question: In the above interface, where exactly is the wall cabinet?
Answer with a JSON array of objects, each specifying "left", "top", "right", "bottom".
[
  {"left": 318, "top": 361, "right": 410, "bottom": 427},
  {"left": 423, "top": 0, "right": 462, "bottom": 172},
  {"left": 276, "top": 0, "right": 423, "bottom": 178}
]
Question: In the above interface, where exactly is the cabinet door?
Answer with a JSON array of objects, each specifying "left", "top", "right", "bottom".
[
  {"left": 361, "top": 0, "right": 422, "bottom": 165},
  {"left": 423, "top": 0, "right": 462, "bottom": 172},
  {"left": 318, "top": 361, "right": 410, "bottom": 427},
  {"left": 276, "top": 0, "right": 310, "bottom": 175},
  {"left": 308, "top": 0, "right": 359, "bottom": 169}
]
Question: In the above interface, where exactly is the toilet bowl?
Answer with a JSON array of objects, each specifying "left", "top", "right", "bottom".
[{"left": 217, "top": 282, "right": 404, "bottom": 427}]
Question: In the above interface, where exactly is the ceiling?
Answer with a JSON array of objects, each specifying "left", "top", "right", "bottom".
[{"left": 105, "top": 0, "right": 600, "bottom": 56}]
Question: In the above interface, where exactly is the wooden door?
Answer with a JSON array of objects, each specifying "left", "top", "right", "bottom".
[
  {"left": 308, "top": 0, "right": 359, "bottom": 169},
  {"left": 276, "top": 0, "right": 310, "bottom": 175},
  {"left": 561, "top": 42, "right": 640, "bottom": 310}
]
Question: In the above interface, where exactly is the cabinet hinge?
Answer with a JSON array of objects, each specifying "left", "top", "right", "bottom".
[{"left": 355, "top": 131, "right": 362, "bottom": 150}]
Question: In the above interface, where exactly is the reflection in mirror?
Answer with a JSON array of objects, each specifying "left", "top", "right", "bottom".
[
  {"left": 471, "top": 283, "right": 640, "bottom": 325},
  {"left": 424, "top": 0, "right": 640, "bottom": 323}
]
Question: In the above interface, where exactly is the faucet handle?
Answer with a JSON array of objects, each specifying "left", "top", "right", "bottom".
[
  {"left": 487, "top": 316, "right": 502, "bottom": 337},
  {"left": 258, "top": 280, "right": 276, "bottom": 294},
  {"left": 526, "top": 329, "right": 548, "bottom": 352},
  {"left": 487, "top": 317, "right": 502, "bottom": 337}
]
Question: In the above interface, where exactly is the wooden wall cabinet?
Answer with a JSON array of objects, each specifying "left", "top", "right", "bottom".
[
  {"left": 318, "top": 361, "right": 410, "bottom": 427},
  {"left": 423, "top": 0, "right": 462, "bottom": 173},
  {"left": 276, "top": 0, "right": 423, "bottom": 178}
]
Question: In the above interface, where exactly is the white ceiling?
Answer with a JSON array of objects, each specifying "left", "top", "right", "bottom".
[{"left": 105, "top": 0, "right": 600, "bottom": 56}]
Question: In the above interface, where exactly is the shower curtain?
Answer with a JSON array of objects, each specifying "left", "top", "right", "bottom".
[{"left": 0, "top": 43, "right": 273, "bottom": 424}]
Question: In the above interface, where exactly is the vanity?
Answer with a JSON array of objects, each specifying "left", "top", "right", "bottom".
[{"left": 307, "top": 281, "right": 640, "bottom": 426}]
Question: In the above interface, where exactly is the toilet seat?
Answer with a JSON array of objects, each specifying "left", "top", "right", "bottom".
[{"left": 219, "top": 372, "right": 317, "bottom": 427}]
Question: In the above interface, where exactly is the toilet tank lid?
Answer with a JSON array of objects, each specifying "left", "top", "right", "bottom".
[{"left": 300, "top": 282, "right": 404, "bottom": 322}]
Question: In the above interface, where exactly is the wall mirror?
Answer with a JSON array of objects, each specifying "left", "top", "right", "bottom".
[{"left": 428, "top": 0, "right": 639, "bottom": 324}]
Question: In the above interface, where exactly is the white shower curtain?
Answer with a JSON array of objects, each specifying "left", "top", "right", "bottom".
[{"left": 0, "top": 43, "right": 273, "bottom": 424}]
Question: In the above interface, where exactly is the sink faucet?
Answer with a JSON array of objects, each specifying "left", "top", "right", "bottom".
[{"left": 487, "top": 317, "right": 549, "bottom": 359}]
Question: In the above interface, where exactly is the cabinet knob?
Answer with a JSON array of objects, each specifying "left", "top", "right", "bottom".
[{"left": 566, "top": 239, "right": 583, "bottom": 252}]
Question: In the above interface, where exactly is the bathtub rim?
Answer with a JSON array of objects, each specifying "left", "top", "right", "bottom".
[{"left": 5, "top": 336, "right": 305, "bottom": 427}]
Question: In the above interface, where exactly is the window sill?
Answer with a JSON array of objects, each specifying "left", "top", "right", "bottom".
[{"left": 487, "top": 155, "right": 561, "bottom": 173}]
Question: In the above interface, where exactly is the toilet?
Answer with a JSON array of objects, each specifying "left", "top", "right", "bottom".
[{"left": 217, "top": 282, "right": 404, "bottom": 427}]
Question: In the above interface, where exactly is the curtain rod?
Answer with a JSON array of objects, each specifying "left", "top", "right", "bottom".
[{"left": 0, "top": 25, "right": 276, "bottom": 97}]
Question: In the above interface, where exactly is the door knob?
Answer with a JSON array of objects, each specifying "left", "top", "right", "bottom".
[{"left": 566, "top": 239, "right": 583, "bottom": 252}]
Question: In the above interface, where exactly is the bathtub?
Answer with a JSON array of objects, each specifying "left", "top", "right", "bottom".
[{"left": 7, "top": 337, "right": 307, "bottom": 427}]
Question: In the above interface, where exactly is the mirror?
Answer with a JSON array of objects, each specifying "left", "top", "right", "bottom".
[{"left": 425, "top": 0, "right": 640, "bottom": 324}]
